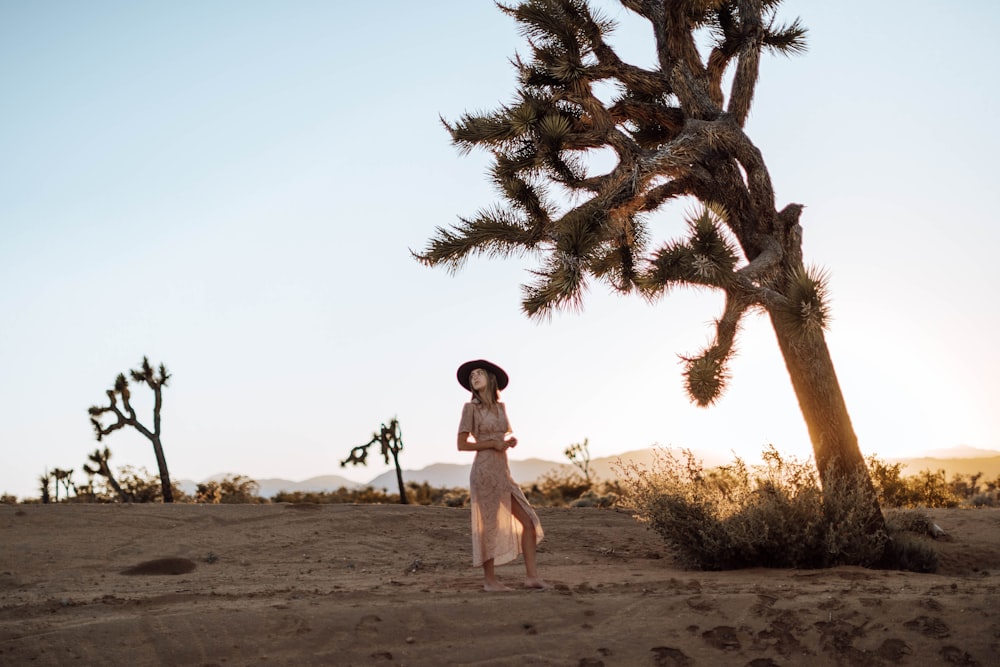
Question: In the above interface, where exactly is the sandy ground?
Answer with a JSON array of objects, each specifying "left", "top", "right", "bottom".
[{"left": 1, "top": 503, "right": 999, "bottom": 666}]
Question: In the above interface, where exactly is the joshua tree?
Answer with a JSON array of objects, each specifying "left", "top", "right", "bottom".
[
  {"left": 39, "top": 470, "right": 52, "bottom": 504},
  {"left": 416, "top": 0, "right": 883, "bottom": 532},
  {"left": 52, "top": 468, "right": 76, "bottom": 500},
  {"left": 83, "top": 447, "right": 130, "bottom": 502},
  {"left": 565, "top": 438, "right": 593, "bottom": 485},
  {"left": 88, "top": 357, "right": 174, "bottom": 503},
  {"left": 342, "top": 417, "right": 409, "bottom": 504}
]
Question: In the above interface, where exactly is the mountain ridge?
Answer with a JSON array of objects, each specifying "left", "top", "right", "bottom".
[{"left": 178, "top": 445, "right": 1000, "bottom": 498}]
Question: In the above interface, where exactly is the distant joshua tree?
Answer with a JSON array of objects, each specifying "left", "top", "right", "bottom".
[
  {"left": 565, "top": 438, "right": 593, "bottom": 486},
  {"left": 39, "top": 470, "right": 52, "bottom": 504},
  {"left": 342, "top": 417, "right": 409, "bottom": 504},
  {"left": 83, "top": 446, "right": 130, "bottom": 502},
  {"left": 88, "top": 357, "right": 174, "bottom": 503},
  {"left": 52, "top": 468, "right": 76, "bottom": 500}
]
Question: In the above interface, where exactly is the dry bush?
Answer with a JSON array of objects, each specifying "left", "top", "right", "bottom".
[
  {"left": 405, "top": 482, "right": 469, "bottom": 507},
  {"left": 618, "top": 446, "right": 902, "bottom": 571},
  {"left": 866, "top": 456, "right": 961, "bottom": 508},
  {"left": 882, "top": 510, "right": 942, "bottom": 572},
  {"left": 523, "top": 469, "right": 592, "bottom": 507},
  {"left": 271, "top": 486, "right": 397, "bottom": 504},
  {"left": 196, "top": 475, "right": 265, "bottom": 504},
  {"left": 116, "top": 466, "right": 188, "bottom": 503},
  {"left": 969, "top": 492, "right": 999, "bottom": 508},
  {"left": 521, "top": 469, "right": 619, "bottom": 508},
  {"left": 271, "top": 483, "right": 468, "bottom": 506},
  {"left": 570, "top": 485, "right": 621, "bottom": 508}
]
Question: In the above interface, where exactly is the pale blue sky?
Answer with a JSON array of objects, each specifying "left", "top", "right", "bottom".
[{"left": 2, "top": 0, "right": 998, "bottom": 499}]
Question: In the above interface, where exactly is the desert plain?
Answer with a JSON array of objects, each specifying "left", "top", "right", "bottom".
[{"left": 1, "top": 503, "right": 998, "bottom": 666}]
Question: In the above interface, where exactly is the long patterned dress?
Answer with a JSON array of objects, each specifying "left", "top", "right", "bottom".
[{"left": 458, "top": 399, "right": 544, "bottom": 567}]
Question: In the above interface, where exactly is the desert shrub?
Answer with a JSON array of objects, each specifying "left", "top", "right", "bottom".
[
  {"left": 618, "top": 446, "right": 891, "bottom": 570},
  {"left": 866, "top": 456, "right": 964, "bottom": 508},
  {"left": 570, "top": 486, "right": 620, "bottom": 508},
  {"left": 908, "top": 470, "right": 961, "bottom": 508},
  {"left": 270, "top": 484, "right": 470, "bottom": 506},
  {"left": 866, "top": 456, "right": 914, "bottom": 507},
  {"left": 405, "top": 482, "right": 469, "bottom": 507},
  {"left": 1, "top": 493, "right": 18, "bottom": 505},
  {"left": 883, "top": 531, "right": 938, "bottom": 573},
  {"left": 271, "top": 486, "right": 398, "bottom": 504},
  {"left": 116, "top": 466, "right": 188, "bottom": 503},
  {"left": 968, "top": 492, "right": 999, "bottom": 507},
  {"left": 196, "top": 475, "right": 265, "bottom": 504},
  {"left": 523, "top": 469, "right": 596, "bottom": 507},
  {"left": 884, "top": 509, "right": 939, "bottom": 535},
  {"left": 882, "top": 510, "right": 943, "bottom": 572}
]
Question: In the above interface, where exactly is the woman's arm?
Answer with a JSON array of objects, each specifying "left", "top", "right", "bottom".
[{"left": 457, "top": 432, "right": 508, "bottom": 452}]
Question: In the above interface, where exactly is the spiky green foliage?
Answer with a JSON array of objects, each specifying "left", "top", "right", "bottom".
[
  {"left": 683, "top": 350, "right": 731, "bottom": 406},
  {"left": 416, "top": 1, "right": 817, "bottom": 402},
  {"left": 641, "top": 207, "right": 739, "bottom": 291},
  {"left": 773, "top": 265, "right": 831, "bottom": 341}
]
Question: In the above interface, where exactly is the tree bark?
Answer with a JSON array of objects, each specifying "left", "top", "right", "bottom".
[
  {"left": 150, "top": 436, "right": 174, "bottom": 503},
  {"left": 768, "top": 311, "right": 885, "bottom": 532},
  {"left": 392, "top": 449, "right": 409, "bottom": 505},
  {"left": 106, "top": 471, "right": 128, "bottom": 503}
]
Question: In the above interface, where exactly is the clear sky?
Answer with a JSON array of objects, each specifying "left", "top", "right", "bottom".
[{"left": 2, "top": 0, "right": 998, "bottom": 500}]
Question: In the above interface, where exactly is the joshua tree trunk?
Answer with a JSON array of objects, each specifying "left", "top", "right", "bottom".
[
  {"left": 769, "top": 313, "right": 883, "bottom": 529},
  {"left": 142, "top": 429, "right": 174, "bottom": 504},
  {"left": 391, "top": 448, "right": 409, "bottom": 505},
  {"left": 143, "top": 380, "right": 173, "bottom": 503},
  {"left": 770, "top": 316, "right": 862, "bottom": 478},
  {"left": 106, "top": 468, "right": 128, "bottom": 503}
]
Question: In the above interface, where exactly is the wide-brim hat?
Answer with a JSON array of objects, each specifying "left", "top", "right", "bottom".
[{"left": 457, "top": 359, "right": 509, "bottom": 392}]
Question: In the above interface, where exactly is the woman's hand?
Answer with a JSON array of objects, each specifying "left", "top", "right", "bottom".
[{"left": 505, "top": 436, "right": 518, "bottom": 448}]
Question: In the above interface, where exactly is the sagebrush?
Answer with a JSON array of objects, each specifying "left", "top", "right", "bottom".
[{"left": 617, "top": 446, "right": 939, "bottom": 572}]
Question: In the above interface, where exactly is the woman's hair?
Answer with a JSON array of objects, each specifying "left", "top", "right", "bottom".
[{"left": 470, "top": 369, "right": 501, "bottom": 406}]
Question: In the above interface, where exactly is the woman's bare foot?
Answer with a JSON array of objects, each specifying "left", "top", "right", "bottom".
[
  {"left": 483, "top": 580, "right": 512, "bottom": 592},
  {"left": 524, "top": 577, "right": 551, "bottom": 590}
]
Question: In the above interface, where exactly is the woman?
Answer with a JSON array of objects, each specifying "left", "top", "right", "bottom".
[{"left": 456, "top": 359, "right": 547, "bottom": 591}]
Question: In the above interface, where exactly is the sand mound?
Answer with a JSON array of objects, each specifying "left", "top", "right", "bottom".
[{"left": 1, "top": 504, "right": 998, "bottom": 665}]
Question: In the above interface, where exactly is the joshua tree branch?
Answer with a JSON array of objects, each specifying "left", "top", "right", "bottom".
[
  {"left": 341, "top": 436, "right": 377, "bottom": 467},
  {"left": 640, "top": 174, "right": 707, "bottom": 212},
  {"left": 153, "top": 384, "right": 163, "bottom": 438},
  {"left": 727, "top": 0, "right": 765, "bottom": 126},
  {"left": 737, "top": 234, "right": 783, "bottom": 280}
]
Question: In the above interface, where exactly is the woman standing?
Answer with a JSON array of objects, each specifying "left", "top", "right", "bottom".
[{"left": 456, "top": 359, "right": 547, "bottom": 591}]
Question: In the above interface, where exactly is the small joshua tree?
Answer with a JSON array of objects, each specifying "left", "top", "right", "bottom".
[
  {"left": 52, "top": 468, "right": 76, "bottom": 500},
  {"left": 565, "top": 438, "right": 593, "bottom": 486},
  {"left": 88, "top": 357, "right": 174, "bottom": 503},
  {"left": 39, "top": 470, "right": 52, "bottom": 504},
  {"left": 342, "top": 417, "right": 409, "bottom": 504},
  {"left": 83, "top": 447, "right": 130, "bottom": 502}
]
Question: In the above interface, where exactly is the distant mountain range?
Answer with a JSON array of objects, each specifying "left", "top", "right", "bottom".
[{"left": 178, "top": 445, "right": 1000, "bottom": 499}]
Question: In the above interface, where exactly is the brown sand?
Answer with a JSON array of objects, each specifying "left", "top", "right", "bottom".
[{"left": 1, "top": 504, "right": 998, "bottom": 666}]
